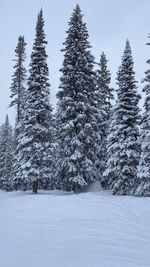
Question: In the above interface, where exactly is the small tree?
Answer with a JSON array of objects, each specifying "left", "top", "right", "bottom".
[
  {"left": 104, "top": 40, "right": 141, "bottom": 195},
  {"left": 0, "top": 115, "right": 13, "bottom": 191}
]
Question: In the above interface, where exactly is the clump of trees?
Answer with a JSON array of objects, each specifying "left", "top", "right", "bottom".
[{"left": 0, "top": 5, "right": 149, "bottom": 195}]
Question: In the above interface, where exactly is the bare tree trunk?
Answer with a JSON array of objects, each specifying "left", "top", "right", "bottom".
[
  {"left": 32, "top": 180, "right": 38, "bottom": 193},
  {"left": 73, "top": 183, "right": 79, "bottom": 194}
]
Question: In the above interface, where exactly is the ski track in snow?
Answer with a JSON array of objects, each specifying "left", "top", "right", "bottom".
[{"left": 0, "top": 190, "right": 150, "bottom": 267}]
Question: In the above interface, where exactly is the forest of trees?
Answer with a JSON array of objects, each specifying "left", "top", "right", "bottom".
[{"left": 0, "top": 5, "right": 149, "bottom": 196}]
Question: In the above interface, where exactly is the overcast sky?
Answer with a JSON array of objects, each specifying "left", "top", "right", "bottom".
[{"left": 1, "top": 0, "right": 150, "bottom": 125}]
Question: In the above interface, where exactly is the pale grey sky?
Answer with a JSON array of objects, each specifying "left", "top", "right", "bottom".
[{"left": 0, "top": 0, "right": 150, "bottom": 124}]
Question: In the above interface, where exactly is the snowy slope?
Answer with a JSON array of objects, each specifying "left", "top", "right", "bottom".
[{"left": 0, "top": 190, "right": 150, "bottom": 267}]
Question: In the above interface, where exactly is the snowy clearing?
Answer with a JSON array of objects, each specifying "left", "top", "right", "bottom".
[{"left": 0, "top": 190, "right": 150, "bottom": 267}]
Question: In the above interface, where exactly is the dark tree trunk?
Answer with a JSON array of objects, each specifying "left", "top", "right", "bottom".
[
  {"left": 73, "top": 183, "right": 79, "bottom": 194},
  {"left": 32, "top": 180, "right": 38, "bottom": 193}
]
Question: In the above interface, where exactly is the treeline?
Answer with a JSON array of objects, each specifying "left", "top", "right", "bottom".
[{"left": 0, "top": 5, "right": 149, "bottom": 195}]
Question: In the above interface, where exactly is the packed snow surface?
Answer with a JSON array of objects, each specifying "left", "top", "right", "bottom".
[{"left": 0, "top": 189, "right": 150, "bottom": 267}]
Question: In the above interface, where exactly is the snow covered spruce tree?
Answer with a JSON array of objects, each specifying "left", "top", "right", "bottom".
[
  {"left": 96, "top": 52, "right": 114, "bottom": 184},
  {"left": 9, "top": 36, "right": 27, "bottom": 189},
  {"left": 56, "top": 4, "right": 100, "bottom": 192},
  {"left": 136, "top": 37, "right": 150, "bottom": 196},
  {"left": 10, "top": 35, "right": 27, "bottom": 122},
  {"left": 104, "top": 40, "right": 141, "bottom": 195},
  {"left": 0, "top": 115, "right": 13, "bottom": 191},
  {"left": 16, "top": 9, "right": 54, "bottom": 193}
]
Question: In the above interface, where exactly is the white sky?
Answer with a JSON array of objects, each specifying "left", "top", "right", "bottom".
[{"left": 1, "top": 0, "right": 150, "bottom": 125}]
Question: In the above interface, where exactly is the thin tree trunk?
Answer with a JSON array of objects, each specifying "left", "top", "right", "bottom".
[
  {"left": 73, "top": 183, "right": 79, "bottom": 194},
  {"left": 32, "top": 180, "right": 38, "bottom": 193}
]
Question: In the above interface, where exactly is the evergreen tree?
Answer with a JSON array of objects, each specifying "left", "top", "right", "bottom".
[
  {"left": 96, "top": 52, "right": 114, "bottom": 184},
  {"left": 56, "top": 4, "right": 100, "bottom": 192},
  {"left": 10, "top": 35, "right": 27, "bottom": 122},
  {"left": 9, "top": 36, "right": 27, "bottom": 190},
  {"left": 0, "top": 125, "right": 3, "bottom": 189},
  {"left": 12, "top": 121, "right": 24, "bottom": 191},
  {"left": 104, "top": 40, "right": 141, "bottom": 195},
  {"left": 0, "top": 115, "right": 13, "bottom": 191},
  {"left": 51, "top": 112, "right": 62, "bottom": 190},
  {"left": 16, "top": 9, "right": 54, "bottom": 193},
  {"left": 136, "top": 36, "right": 150, "bottom": 196}
]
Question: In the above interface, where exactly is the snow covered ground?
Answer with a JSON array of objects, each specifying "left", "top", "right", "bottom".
[{"left": 0, "top": 189, "right": 150, "bottom": 267}]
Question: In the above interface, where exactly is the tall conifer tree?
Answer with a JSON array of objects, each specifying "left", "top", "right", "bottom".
[
  {"left": 96, "top": 52, "right": 113, "bottom": 183},
  {"left": 136, "top": 36, "right": 150, "bottom": 196},
  {"left": 9, "top": 36, "right": 27, "bottom": 189},
  {"left": 10, "top": 35, "right": 27, "bottom": 122},
  {"left": 16, "top": 9, "right": 54, "bottom": 193},
  {"left": 56, "top": 4, "right": 100, "bottom": 192},
  {"left": 104, "top": 40, "right": 141, "bottom": 195}
]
